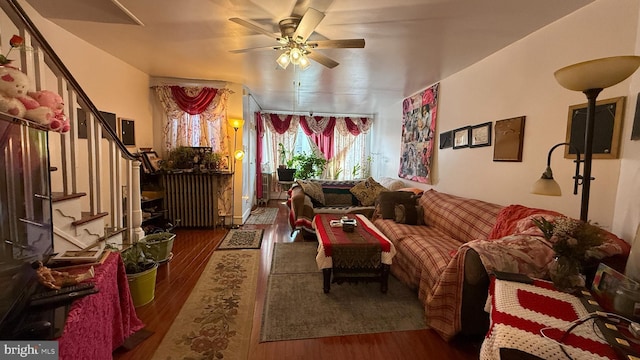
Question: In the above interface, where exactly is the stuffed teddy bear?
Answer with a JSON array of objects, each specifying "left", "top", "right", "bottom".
[
  {"left": 0, "top": 66, "right": 28, "bottom": 118},
  {"left": 21, "top": 90, "right": 69, "bottom": 133}
]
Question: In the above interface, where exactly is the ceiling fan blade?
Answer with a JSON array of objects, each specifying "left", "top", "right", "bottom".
[
  {"left": 292, "top": 8, "right": 324, "bottom": 43},
  {"left": 229, "top": 17, "right": 280, "bottom": 41},
  {"left": 307, "top": 51, "right": 338, "bottom": 68},
  {"left": 308, "top": 39, "right": 365, "bottom": 49},
  {"left": 290, "top": 0, "right": 310, "bottom": 17},
  {"left": 229, "top": 45, "right": 281, "bottom": 54}
]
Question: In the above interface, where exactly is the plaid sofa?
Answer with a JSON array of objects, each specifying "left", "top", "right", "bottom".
[{"left": 373, "top": 189, "right": 630, "bottom": 341}]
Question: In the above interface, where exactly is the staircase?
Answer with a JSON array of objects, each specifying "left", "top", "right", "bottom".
[{"left": 0, "top": 0, "right": 144, "bottom": 252}]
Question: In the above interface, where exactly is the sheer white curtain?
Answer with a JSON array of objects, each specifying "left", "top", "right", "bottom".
[{"left": 326, "top": 131, "right": 369, "bottom": 180}]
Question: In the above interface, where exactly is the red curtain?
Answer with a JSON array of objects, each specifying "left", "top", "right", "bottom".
[
  {"left": 256, "top": 112, "right": 264, "bottom": 199},
  {"left": 299, "top": 116, "right": 336, "bottom": 160},
  {"left": 170, "top": 86, "right": 218, "bottom": 115},
  {"left": 344, "top": 117, "right": 368, "bottom": 136},
  {"left": 269, "top": 114, "right": 294, "bottom": 134}
]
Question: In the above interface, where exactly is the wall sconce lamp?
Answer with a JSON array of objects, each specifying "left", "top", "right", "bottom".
[
  {"left": 228, "top": 118, "right": 245, "bottom": 228},
  {"left": 531, "top": 142, "right": 582, "bottom": 197},
  {"left": 533, "top": 56, "right": 640, "bottom": 222}
]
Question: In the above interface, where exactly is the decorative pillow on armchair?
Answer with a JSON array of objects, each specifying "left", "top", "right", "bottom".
[
  {"left": 394, "top": 203, "right": 424, "bottom": 225},
  {"left": 296, "top": 180, "right": 325, "bottom": 206},
  {"left": 376, "top": 191, "right": 418, "bottom": 219},
  {"left": 350, "top": 177, "right": 387, "bottom": 206}
]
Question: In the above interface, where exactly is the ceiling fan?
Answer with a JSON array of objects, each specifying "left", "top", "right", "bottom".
[{"left": 229, "top": 7, "right": 365, "bottom": 69}]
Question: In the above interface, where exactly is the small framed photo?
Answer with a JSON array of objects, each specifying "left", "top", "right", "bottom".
[
  {"left": 120, "top": 118, "right": 135, "bottom": 146},
  {"left": 439, "top": 131, "right": 453, "bottom": 149},
  {"left": 453, "top": 127, "right": 470, "bottom": 149},
  {"left": 470, "top": 122, "right": 492, "bottom": 148},
  {"left": 141, "top": 151, "right": 162, "bottom": 173},
  {"left": 219, "top": 155, "right": 230, "bottom": 171},
  {"left": 592, "top": 263, "right": 640, "bottom": 316}
]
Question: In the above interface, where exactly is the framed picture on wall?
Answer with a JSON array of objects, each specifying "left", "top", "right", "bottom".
[
  {"left": 565, "top": 96, "right": 624, "bottom": 159},
  {"left": 120, "top": 118, "right": 135, "bottom": 146},
  {"left": 493, "top": 116, "right": 526, "bottom": 162},
  {"left": 453, "top": 126, "right": 470, "bottom": 149},
  {"left": 100, "top": 111, "right": 117, "bottom": 139},
  {"left": 439, "top": 131, "right": 453, "bottom": 149},
  {"left": 470, "top": 122, "right": 492, "bottom": 148}
]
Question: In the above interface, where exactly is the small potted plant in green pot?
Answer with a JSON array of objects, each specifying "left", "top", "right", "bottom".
[
  {"left": 116, "top": 242, "right": 159, "bottom": 307},
  {"left": 139, "top": 232, "right": 176, "bottom": 263}
]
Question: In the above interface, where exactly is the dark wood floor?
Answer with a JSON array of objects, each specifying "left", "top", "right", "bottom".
[{"left": 112, "top": 200, "right": 481, "bottom": 360}]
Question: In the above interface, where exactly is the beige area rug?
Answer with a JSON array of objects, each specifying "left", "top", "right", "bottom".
[
  {"left": 260, "top": 242, "right": 427, "bottom": 342},
  {"left": 244, "top": 207, "right": 278, "bottom": 225},
  {"left": 218, "top": 229, "right": 263, "bottom": 250},
  {"left": 151, "top": 250, "right": 260, "bottom": 360}
]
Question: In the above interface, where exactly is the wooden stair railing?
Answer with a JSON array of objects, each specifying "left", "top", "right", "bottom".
[{"left": 0, "top": 0, "right": 144, "bottom": 243}]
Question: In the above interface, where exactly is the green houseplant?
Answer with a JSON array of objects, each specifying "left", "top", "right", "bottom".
[
  {"left": 291, "top": 151, "right": 327, "bottom": 180},
  {"left": 166, "top": 146, "right": 196, "bottom": 170},
  {"left": 108, "top": 241, "right": 159, "bottom": 307},
  {"left": 201, "top": 151, "right": 223, "bottom": 170}
]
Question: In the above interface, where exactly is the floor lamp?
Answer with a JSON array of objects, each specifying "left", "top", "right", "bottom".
[
  {"left": 228, "top": 118, "right": 245, "bottom": 229},
  {"left": 532, "top": 56, "right": 640, "bottom": 222}
]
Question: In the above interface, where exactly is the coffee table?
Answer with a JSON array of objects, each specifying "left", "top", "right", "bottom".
[{"left": 313, "top": 214, "right": 396, "bottom": 293}]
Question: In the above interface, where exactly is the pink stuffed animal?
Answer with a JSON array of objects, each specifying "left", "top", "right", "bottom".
[{"left": 26, "top": 90, "right": 69, "bottom": 133}]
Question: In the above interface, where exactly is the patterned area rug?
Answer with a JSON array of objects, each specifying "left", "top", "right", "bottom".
[
  {"left": 218, "top": 229, "right": 264, "bottom": 250},
  {"left": 245, "top": 207, "right": 278, "bottom": 225},
  {"left": 260, "top": 242, "right": 427, "bottom": 342},
  {"left": 151, "top": 250, "right": 259, "bottom": 360}
]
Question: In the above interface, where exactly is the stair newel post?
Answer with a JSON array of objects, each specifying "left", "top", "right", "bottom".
[{"left": 130, "top": 159, "right": 145, "bottom": 243}]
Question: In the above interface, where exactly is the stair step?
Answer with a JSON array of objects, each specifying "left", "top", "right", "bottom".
[
  {"left": 52, "top": 192, "right": 87, "bottom": 203},
  {"left": 72, "top": 211, "right": 108, "bottom": 226}
]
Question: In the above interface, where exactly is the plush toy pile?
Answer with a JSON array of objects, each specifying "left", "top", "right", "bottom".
[{"left": 0, "top": 65, "right": 69, "bottom": 133}]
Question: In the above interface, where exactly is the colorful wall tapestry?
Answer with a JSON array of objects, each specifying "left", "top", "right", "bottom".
[{"left": 399, "top": 83, "right": 439, "bottom": 183}]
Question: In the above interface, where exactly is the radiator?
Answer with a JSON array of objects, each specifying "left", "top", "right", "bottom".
[
  {"left": 162, "top": 173, "right": 218, "bottom": 227},
  {"left": 260, "top": 174, "right": 271, "bottom": 203}
]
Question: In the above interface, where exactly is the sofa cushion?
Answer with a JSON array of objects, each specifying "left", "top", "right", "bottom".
[
  {"left": 398, "top": 187, "right": 425, "bottom": 196},
  {"left": 378, "top": 177, "right": 406, "bottom": 191},
  {"left": 394, "top": 203, "right": 424, "bottom": 225},
  {"left": 296, "top": 180, "right": 325, "bottom": 206},
  {"left": 418, "top": 189, "right": 502, "bottom": 243},
  {"left": 350, "top": 177, "right": 387, "bottom": 206},
  {"left": 373, "top": 218, "right": 436, "bottom": 242},
  {"left": 376, "top": 191, "right": 417, "bottom": 219},
  {"left": 311, "top": 179, "right": 360, "bottom": 206}
]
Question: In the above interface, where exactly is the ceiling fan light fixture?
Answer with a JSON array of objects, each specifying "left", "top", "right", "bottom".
[
  {"left": 290, "top": 47, "right": 303, "bottom": 64},
  {"left": 299, "top": 54, "right": 311, "bottom": 70},
  {"left": 277, "top": 51, "right": 290, "bottom": 69}
]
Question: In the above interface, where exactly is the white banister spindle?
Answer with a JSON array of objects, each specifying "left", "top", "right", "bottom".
[{"left": 87, "top": 113, "right": 98, "bottom": 213}]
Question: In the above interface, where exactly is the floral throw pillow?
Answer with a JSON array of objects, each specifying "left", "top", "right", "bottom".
[
  {"left": 296, "top": 180, "right": 325, "bottom": 206},
  {"left": 350, "top": 177, "right": 387, "bottom": 206}
]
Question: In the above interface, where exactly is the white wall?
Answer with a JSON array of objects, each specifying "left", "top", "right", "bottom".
[
  {"left": 614, "top": 4, "right": 640, "bottom": 242},
  {"left": 372, "top": 0, "right": 640, "bottom": 240}
]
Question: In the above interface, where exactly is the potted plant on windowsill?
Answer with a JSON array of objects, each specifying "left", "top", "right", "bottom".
[{"left": 277, "top": 142, "right": 296, "bottom": 181}]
